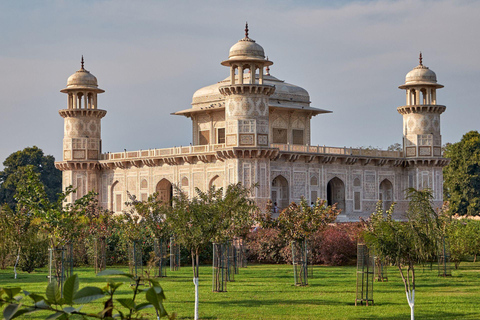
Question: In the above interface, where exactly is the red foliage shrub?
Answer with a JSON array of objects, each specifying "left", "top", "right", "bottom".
[
  {"left": 246, "top": 223, "right": 361, "bottom": 266},
  {"left": 316, "top": 226, "right": 356, "bottom": 266},
  {"left": 246, "top": 228, "right": 286, "bottom": 264}
]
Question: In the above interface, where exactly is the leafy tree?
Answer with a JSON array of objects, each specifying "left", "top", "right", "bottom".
[
  {"left": 363, "top": 189, "right": 445, "bottom": 320},
  {"left": 276, "top": 198, "right": 339, "bottom": 242},
  {"left": 0, "top": 206, "right": 14, "bottom": 270},
  {"left": 81, "top": 193, "right": 115, "bottom": 272},
  {"left": 464, "top": 219, "right": 480, "bottom": 261},
  {"left": 443, "top": 131, "right": 480, "bottom": 216},
  {"left": 164, "top": 183, "right": 256, "bottom": 320},
  {"left": 387, "top": 143, "right": 402, "bottom": 151},
  {"left": 0, "top": 146, "right": 61, "bottom": 210},
  {"left": 447, "top": 220, "right": 469, "bottom": 269},
  {"left": 276, "top": 198, "right": 339, "bottom": 285},
  {"left": 15, "top": 166, "right": 88, "bottom": 282}
]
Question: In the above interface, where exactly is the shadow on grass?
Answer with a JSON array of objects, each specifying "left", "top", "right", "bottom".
[
  {"left": 354, "top": 310, "right": 476, "bottom": 319},
  {"left": 203, "top": 298, "right": 349, "bottom": 307}
]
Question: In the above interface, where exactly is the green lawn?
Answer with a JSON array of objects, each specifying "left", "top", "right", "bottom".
[{"left": 1, "top": 263, "right": 479, "bottom": 319}]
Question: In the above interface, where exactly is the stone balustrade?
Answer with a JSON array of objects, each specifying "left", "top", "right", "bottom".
[{"left": 101, "top": 143, "right": 403, "bottom": 161}]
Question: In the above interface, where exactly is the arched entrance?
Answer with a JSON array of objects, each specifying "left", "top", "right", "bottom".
[
  {"left": 379, "top": 179, "right": 393, "bottom": 212},
  {"left": 209, "top": 175, "right": 222, "bottom": 190},
  {"left": 271, "top": 175, "right": 289, "bottom": 212},
  {"left": 156, "top": 179, "right": 173, "bottom": 206},
  {"left": 111, "top": 180, "right": 123, "bottom": 213},
  {"left": 327, "top": 177, "right": 345, "bottom": 211}
]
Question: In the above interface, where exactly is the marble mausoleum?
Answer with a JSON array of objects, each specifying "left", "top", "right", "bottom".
[{"left": 55, "top": 27, "right": 448, "bottom": 221}]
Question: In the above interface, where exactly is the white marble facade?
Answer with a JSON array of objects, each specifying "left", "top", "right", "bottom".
[{"left": 55, "top": 33, "right": 448, "bottom": 222}]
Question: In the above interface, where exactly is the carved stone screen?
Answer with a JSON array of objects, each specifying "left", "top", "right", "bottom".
[
  {"left": 292, "top": 129, "right": 304, "bottom": 145},
  {"left": 217, "top": 128, "right": 225, "bottom": 144},
  {"left": 273, "top": 128, "right": 287, "bottom": 144}
]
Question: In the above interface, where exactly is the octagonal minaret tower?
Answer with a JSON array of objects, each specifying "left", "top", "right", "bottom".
[
  {"left": 56, "top": 57, "right": 106, "bottom": 201},
  {"left": 398, "top": 53, "right": 446, "bottom": 158},
  {"left": 219, "top": 24, "right": 275, "bottom": 147}
]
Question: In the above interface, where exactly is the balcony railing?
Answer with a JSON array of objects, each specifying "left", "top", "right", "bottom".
[
  {"left": 101, "top": 143, "right": 403, "bottom": 161},
  {"left": 100, "top": 144, "right": 226, "bottom": 161},
  {"left": 270, "top": 144, "right": 403, "bottom": 158}
]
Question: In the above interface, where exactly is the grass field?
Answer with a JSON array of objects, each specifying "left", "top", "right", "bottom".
[{"left": 1, "top": 263, "right": 479, "bottom": 319}]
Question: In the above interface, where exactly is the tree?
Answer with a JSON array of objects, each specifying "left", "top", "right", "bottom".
[
  {"left": 276, "top": 198, "right": 339, "bottom": 285},
  {"left": 0, "top": 146, "right": 61, "bottom": 210},
  {"left": 387, "top": 143, "right": 402, "bottom": 151},
  {"left": 15, "top": 166, "right": 88, "bottom": 284},
  {"left": 363, "top": 189, "right": 445, "bottom": 320},
  {"left": 443, "top": 131, "right": 480, "bottom": 216},
  {"left": 164, "top": 183, "right": 256, "bottom": 320}
]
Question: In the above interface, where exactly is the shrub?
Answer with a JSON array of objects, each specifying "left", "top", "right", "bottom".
[
  {"left": 317, "top": 227, "right": 356, "bottom": 266},
  {"left": 246, "top": 228, "right": 286, "bottom": 264}
]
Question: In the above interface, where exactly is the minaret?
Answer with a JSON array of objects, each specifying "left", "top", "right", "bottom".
[
  {"left": 219, "top": 23, "right": 275, "bottom": 147},
  {"left": 56, "top": 57, "right": 106, "bottom": 202},
  {"left": 398, "top": 53, "right": 446, "bottom": 158}
]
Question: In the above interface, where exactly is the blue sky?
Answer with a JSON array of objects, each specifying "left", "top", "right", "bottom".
[{"left": 0, "top": 0, "right": 479, "bottom": 163}]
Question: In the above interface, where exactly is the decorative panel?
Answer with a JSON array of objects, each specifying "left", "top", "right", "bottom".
[
  {"left": 257, "top": 134, "right": 268, "bottom": 146},
  {"left": 239, "top": 134, "right": 254, "bottom": 146}
]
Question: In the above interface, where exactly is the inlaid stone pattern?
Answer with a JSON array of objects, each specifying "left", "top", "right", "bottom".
[
  {"left": 226, "top": 134, "right": 237, "bottom": 146},
  {"left": 65, "top": 117, "right": 101, "bottom": 138},
  {"left": 226, "top": 96, "right": 269, "bottom": 118},
  {"left": 239, "top": 134, "right": 254, "bottom": 146},
  {"left": 257, "top": 134, "right": 268, "bottom": 146},
  {"left": 293, "top": 172, "right": 306, "bottom": 199}
]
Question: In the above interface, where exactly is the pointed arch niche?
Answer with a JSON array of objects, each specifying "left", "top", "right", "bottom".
[
  {"left": 327, "top": 177, "right": 345, "bottom": 212},
  {"left": 156, "top": 178, "right": 173, "bottom": 206},
  {"left": 271, "top": 175, "right": 289, "bottom": 211},
  {"left": 379, "top": 179, "right": 393, "bottom": 212},
  {"left": 111, "top": 180, "right": 124, "bottom": 213}
]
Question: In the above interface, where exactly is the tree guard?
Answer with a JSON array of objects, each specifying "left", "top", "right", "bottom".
[
  {"left": 307, "top": 242, "right": 314, "bottom": 279},
  {"left": 234, "top": 238, "right": 247, "bottom": 268},
  {"left": 374, "top": 255, "right": 388, "bottom": 282},
  {"left": 226, "top": 240, "right": 235, "bottom": 282},
  {"left": 291, "top": 240, "right": 308, "bottom": 286},
  {"left": 129, "top": 240, "right": 143, "bottom": 282},
  {"left": 154, "top": 238, "right": 168, "bottom": 278},
  {"left": 356, "top": 243, "right": 374, "bottom": 306},
  {"left": 170, "top": 236, "right": 180, "bottom": 271},
  {"left": 48, "top": 243, "right": 73, "bottom": 297},
  {"left": 212, "top": 243, "right": 227, "bottom": 292},
  {"left": 94, "top": 237, "right": 107, "bottom": 274},
  {"left": 438, "top": 236, "right": 452, "bottom": 277}
]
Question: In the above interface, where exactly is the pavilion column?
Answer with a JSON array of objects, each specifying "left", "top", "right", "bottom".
[{"left": 238, "top": 66, "right": 244, "bottom": 84}]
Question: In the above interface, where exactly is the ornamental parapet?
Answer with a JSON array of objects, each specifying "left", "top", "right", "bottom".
[
  {"left": 59, "top": 109, "right": 107, "bottom": 118},
  {"left": 54, "top": 161, "right": 101, "bottom": 171},
  {"left": 56, "top": 143, "right": 448, "bottom": 170},
  {"left": 219, "top": 84, "right": 275, "bottom": 96},
  {"left": 397, "top": 105, "right": 446, "bottom": 115}
]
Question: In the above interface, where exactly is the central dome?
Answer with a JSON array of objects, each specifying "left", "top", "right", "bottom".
[{"left": 228, "top": 37, "right": 265, "bottom": 60}]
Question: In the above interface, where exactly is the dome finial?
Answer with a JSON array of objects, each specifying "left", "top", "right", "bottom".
[
  {"left": 245, "top": 22, "right": 249, "bottom": 38},
  {"left": 419, "top": 52, "right": 423, "bottom": 66},
  {"left": 266, "top": 56, "right": 270, "bottom": 75},
  {"left": 81, "top": 55, "right": 85, "bottom": 70}
]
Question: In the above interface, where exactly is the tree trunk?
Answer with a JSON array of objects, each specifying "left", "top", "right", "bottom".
[
  {"left": 14, "top": 247, "right": 21, "bottom": 279},
  {"left": 191, "top": 249, "right": 199, "bottom": 320},
  {"left": 406, "top": 289, "right": 415, "bottom": 320}
]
